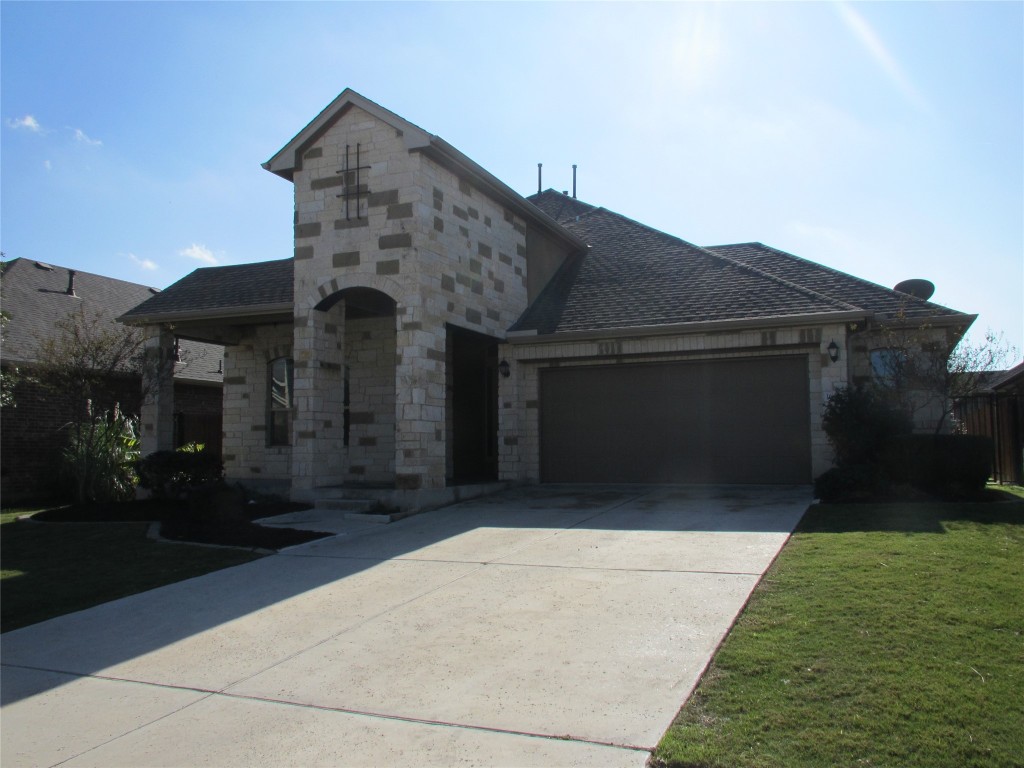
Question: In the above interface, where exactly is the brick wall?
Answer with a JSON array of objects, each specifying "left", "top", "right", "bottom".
[{"left": 1, "top": 372, "right": 142, "bottom": 501}]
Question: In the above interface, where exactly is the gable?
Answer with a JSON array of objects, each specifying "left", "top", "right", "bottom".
[{"left": 263, "top": 90, "right": 433, "bottom": 182}]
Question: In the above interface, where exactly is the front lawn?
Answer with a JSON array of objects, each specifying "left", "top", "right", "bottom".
[
  {"left": 653, "top": 493, "right": 1024, "bottom": 768},
  {"left": 1, "top": 508, "right": 265, "bottom": 633}
]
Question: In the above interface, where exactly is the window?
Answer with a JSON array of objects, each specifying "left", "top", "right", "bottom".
[
  {"left": 870, "top": 348, "right": 906, "bottom": 388},
  {"left": 269, "top": 357, "right": 294, "bottom": 446}
]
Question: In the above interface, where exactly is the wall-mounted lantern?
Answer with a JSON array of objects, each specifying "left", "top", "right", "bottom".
[
  {"left": 827, "top": 340, "right": 840, "bottom": 363},
  {"left": 498, "top": 359, "right": 511, "bottom": 378}
]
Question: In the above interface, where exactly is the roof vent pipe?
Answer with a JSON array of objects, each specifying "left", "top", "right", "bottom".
[
  {"left": 572, "top": 164, "right": 577, "bottom": 199},
  {"left": 537, "top": 163, "right": 542, "bottom": 195},
  {"left": 66, "top": 269, "right": 77, "bottom": 297}
]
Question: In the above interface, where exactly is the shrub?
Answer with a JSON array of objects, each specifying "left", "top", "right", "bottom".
[
  {"left": 886, "top": 434, "right": 993, "bottom": 497},
  {"left": 61, "top": 404, "right": 140, "bottom": 504},
  {"left": 136, "top": 445, "right": 224, "bottom": 499},
  {"left": 821, "top": 386, "right": 913, "bottom": 467},
  {"left": 813, "top": 465, "right": 876, "bottom": 503}
]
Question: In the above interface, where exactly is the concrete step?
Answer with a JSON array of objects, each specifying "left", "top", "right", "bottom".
[
  {"left": 313, "top": 498, "right": 377, "bottom": 513},
  {"left": 312, "top": 497, "right": 407, "bottom": 525}
]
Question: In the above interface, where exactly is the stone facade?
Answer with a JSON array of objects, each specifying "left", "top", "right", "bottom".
[
  {"left": 220, "top": 322, "right": 294, "bottom": 490},
  {"left": 211, "top": 104, "right": 552, "bottom": 497},
  {"left": 132, "top": 91, "right": 970, "bottom": 507}
]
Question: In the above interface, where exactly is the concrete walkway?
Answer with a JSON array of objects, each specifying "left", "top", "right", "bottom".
[{"left": 1, "top": 484, "right": 811, "bottom": 767}]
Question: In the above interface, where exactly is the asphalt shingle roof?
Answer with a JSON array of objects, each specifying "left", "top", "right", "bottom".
[
  {"left": 707, "top": 242, "right": 963, "bottom": 321},
  {"left": 120, "top": 259, "right": 293, "bottom": 322},
  {"left": 1, "top": 258, "right": 222, "bottom": 384},
  {"left": 513, "top": 190, "right": 969, "bottom": 335},
  {"left": 110, "top": 191, "right": 970, "bottom": 339}
]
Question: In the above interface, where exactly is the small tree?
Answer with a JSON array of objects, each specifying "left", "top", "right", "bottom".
[
  {"left": 33, "top": 306, "right": 166, "bottom": 502},
  {"left": 871, "top": 313, "right": 1018, "bottom": 434}
]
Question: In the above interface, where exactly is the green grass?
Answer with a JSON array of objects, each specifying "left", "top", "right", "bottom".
[
  {"left": 654, "top": 496, "right": 1024, "bottom": 768},
  {"left": 1, "top": 509, "right": 264, "bottom": 633}
]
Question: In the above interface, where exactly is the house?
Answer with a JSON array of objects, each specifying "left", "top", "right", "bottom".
[
  {"left": 0, "top": 258, "right": 224, "bottom": 501},
  {"left": 120, "top": 89, "right": 975, "bottom": 510},
  {"left": 955, "top": 362, "right": 1024, "bottom": 484}
]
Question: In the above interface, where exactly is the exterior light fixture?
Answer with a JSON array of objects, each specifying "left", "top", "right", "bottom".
[
  {"left": 498, "top": 359, "right": 511, "bottom": 378},
  {"left": 172, "top": 338, "right": 182, "bottom": 363},
  {"left": 827, "top": 340, "right": 840, "bottom": 363}
]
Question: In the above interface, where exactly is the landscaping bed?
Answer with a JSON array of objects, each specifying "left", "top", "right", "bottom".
[
  {"left": 652, "top": 491, "right": 1024, "bottom": 768},
  {"left": 32, "top": 496, "right": 330, "bottom": 550}
]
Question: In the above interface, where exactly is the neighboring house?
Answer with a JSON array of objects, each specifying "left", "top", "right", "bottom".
[
  {"left": 0, "top": 258, "right": 224, "bottom": 501},
  {"left": 955, "top": 362, "right": 1024, "bottom": 484},
  {"left": 120, "top": 89, "right": 975, "bottom": 510}
]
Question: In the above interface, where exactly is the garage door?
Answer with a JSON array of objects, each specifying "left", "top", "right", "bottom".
[{"left": 540, "top": 356, "right": 810, "bottom": 484}]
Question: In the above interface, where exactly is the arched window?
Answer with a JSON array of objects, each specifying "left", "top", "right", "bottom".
[{"left": 268, "top": 357, "right": 294, "bottom": 446}]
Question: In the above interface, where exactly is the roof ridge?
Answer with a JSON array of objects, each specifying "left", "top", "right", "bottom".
[
  {"left": 705, "top": 242, "right": 862, "bottom": 314},
  {"left": 580, "top": 209, "right": 860, "bottom": 314},
  {"left": 0, "top": 256, "right": 161, "bottom": 293},
  {"left": 710, "top": 241, "right": 959, "bottom": 315}
]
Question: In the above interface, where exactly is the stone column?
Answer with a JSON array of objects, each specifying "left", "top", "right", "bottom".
[
  {"left": 394, "top": 319, "right": 447, "bottom": 490},
  {"left": 140, "top": 325, "right": 175, "bottom": 455},
  {"left": 496, "top": 345, "right": 521, "bottom": 482},
  {"left": 291, "top": 305, "right": 347, "bottom": 496}
]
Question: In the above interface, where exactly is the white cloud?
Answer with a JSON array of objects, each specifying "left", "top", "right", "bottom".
[
  {"left": 6, "top": 115, "right": 42, "bottom": 132},
  {"left": 179, "top": 243, "right": 219, "bottom": 266},
  {"left": 834, "top": 2, "right": 930, "bottom": 113},
  {"left": 43, "top": 160, "right": 52, "bottom": 171},
  {"left": 128, "top": 253, "right": 158, "bottom": 271},
  {"left": 72, "top": 128, "right": 102, "bottom": 146}
]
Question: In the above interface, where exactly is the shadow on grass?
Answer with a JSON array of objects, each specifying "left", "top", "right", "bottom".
[
  {"left": 32, "top": 498, "right": 330, "bottom": 550},
  {"left": 801, "top": 491, "right": 1024, "bottom": 534}
]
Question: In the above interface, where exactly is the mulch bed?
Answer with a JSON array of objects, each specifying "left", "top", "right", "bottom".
[{"left": 33, "top": 499, "right": 330, "bottom": 550}]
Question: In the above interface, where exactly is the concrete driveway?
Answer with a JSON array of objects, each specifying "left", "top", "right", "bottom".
[{"left": 1, "top": 484, "right": 810, "bottom": 767}]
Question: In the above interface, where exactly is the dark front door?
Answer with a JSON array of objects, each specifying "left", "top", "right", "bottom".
[{"left": 449, "top": 326, "right": 499, "bottom": 483}]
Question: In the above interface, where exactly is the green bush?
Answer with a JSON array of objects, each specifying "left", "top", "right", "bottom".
[
  {"left": 821, "top": 386, "right": 913, "bottom": 467},
  {"left": 886, "top": 434, "right": 993, "bottom": 497},
  {"left": 136, "top": 446, "right": 223, "bottom": 499},
  {"left": 61, "top": 406, "right": 140, "bottom": 504},
  {"left": 813, "top": 465, "right": 876, "bottom": 503}
]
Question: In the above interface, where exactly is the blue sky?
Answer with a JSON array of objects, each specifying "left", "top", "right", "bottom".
[{"left": 2, "top": 1, "right": 1021, "bottom": 356}]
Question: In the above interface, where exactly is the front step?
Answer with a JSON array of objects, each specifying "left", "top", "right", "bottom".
[
  {"left": 312, "top": 496, "right": 407, "bottom": 524},
  {"left": 302, "top": 481, "right": 511, "bottom": 522}
]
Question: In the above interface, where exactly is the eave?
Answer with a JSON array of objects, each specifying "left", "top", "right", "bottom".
[{"left": 506, "top": 310, "right": 872, "bottom": 345}]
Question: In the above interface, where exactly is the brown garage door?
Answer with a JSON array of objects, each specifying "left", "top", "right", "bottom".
[{"left": 540, "top": 356, "right": 810, "bottom": 484}]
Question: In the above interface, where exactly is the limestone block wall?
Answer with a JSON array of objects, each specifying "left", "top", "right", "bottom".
[
  {"left": 221, "top": 323, "right": 293, "bottom": 486},
  {"left": 848, "top": 324, "right": 953, "bottom": 433},
  {"left": 499, "top": 321, "right": 850, "bottom": 483},
  {"left": 292, "top": 301, "right": 347, "bottom": 492},
  {"left": 345, "top": 315, "right": 396, "bottom": 482},
  {"left": 284, "top": 104, "right": 542, "bottom": 490}
]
